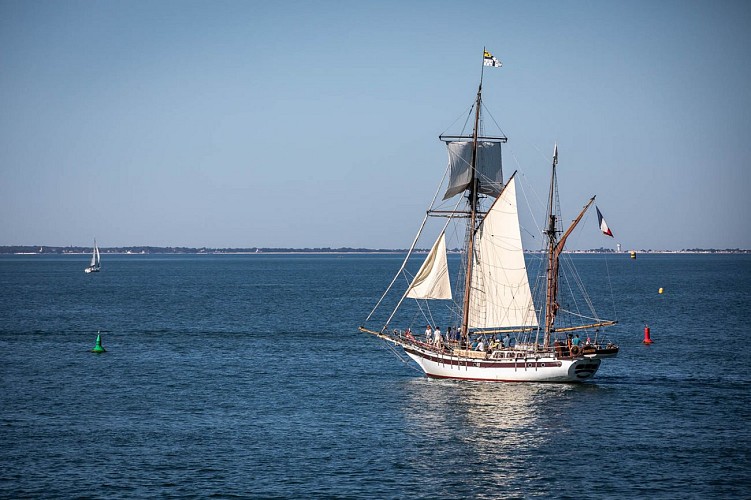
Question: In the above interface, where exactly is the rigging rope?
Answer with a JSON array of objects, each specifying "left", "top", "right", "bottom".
[
  {"left": 440, "top": 103, "right": 475, "bottom": 138},
  {"left": 603, "top": 251, "right": 619, "bottom": 322},
  {"left": 378, "top": 340, "right": 422, "bottom": 374},
  {"left": 481, "top": 101, "right": 508, "bottom": 140},
  {"left": 366, "top": 147, "right": 455, "bottom": 325}
]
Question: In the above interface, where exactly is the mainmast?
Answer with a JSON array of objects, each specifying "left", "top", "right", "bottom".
[
  {"left": 448, "top": 48, "right": 504, "bottom": 341},
  {"left": 460, "top": 82, "right": 482, "bottom": 342}
]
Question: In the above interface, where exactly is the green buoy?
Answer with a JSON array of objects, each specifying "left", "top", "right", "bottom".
[{"left": 91, "top": 333, "right": 106, "bottom": 353}]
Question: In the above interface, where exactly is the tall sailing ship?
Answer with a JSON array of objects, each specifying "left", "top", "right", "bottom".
[{"left": 359, "top": 51, "right": 619, "bottom": 382}]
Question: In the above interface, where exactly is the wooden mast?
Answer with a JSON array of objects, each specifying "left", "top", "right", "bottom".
[
  {"left": 543, "top": 146, "right": 559, "bottom": 347},
  {"left": 460, "top": 63, "right": 484, "bottom": 343},
  {"left": 543, "top": 145, "right": 596, "bottom": 348}
]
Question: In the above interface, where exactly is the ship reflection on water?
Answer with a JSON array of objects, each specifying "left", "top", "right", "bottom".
[{"left": 400, "top": 378, "right": 581, "bottom": 494}]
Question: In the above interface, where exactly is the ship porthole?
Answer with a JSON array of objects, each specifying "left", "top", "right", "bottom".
[{"left": 541, "top": 363, "right": 545, "bottom": 367}]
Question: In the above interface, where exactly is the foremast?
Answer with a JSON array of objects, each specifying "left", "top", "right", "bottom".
[{"left": 542, "top": 146, "right": 596, "bottom": 348}]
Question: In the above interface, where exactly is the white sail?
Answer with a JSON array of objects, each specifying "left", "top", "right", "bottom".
[
  {"left": 468, "top": 177, "right": 538, "bottom": 329},
  {"left": 90, "top": 241, "right": 98, "bottom": 267},
  {"left": 443, "top": 141, "right": 503, "bottom": 200},
  {"left": 406, "top": 232, "right": 452, "bottom": 300}
]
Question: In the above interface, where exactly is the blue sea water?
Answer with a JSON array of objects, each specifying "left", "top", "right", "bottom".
[{"left": 0, "top": 253, "right": 749, "bottom": 498}]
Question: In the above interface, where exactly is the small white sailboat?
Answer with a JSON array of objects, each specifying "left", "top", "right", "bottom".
[
  {"left": 84, "top": 239, "right": 101, "bottom": 273},
  {"left": 359, "top": 50, "right": 619, "bottom": 383}
]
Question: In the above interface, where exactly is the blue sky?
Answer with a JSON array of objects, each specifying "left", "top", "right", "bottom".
[{"left": 1, "top": 0, "right": 749, "bottom": 250}]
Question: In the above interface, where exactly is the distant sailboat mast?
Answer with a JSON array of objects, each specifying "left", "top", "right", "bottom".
[{"left": 91, "top": 239, "right": 99, "bottom": 268}]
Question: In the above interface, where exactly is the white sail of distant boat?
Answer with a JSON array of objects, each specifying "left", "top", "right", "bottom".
[
  {"left": 359, "top": 49, "right": 619, "bottom": 383},
  {"left": 84, "top": 239, "right": 101, "bottom": 273}
]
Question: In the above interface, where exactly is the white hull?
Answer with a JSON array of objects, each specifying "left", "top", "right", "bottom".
[
  {"left": 84, "top": 266, "right": 100, "bottom": 273},
  {"left": 403, "top": 344, "right": 601, "bottom": 383}
]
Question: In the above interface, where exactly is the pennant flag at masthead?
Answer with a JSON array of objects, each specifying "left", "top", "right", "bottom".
[{"left": 483, "top": 50, "right": 502, "bottom": 67}]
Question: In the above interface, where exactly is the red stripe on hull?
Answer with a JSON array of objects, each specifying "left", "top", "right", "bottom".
[{"left": 404, "top": 347, "right": 562, "bottom": 369}]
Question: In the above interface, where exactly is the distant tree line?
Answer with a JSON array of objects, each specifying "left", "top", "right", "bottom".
[{"left": 0, "top": 246, "right": 413, "bottom": 254}]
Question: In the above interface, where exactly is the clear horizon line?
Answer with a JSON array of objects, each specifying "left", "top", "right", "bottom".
[{"left": 1, "top": 245, "right": 749, "bottom": 253}]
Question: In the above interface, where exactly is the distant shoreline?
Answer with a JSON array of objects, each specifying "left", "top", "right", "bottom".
[{"left": 1, "top": 246, "right": 749, "bottom": 255}]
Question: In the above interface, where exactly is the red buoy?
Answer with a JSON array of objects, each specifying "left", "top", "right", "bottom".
[{"left": 643, "top": 325, "right": 653, "bottom": 344}]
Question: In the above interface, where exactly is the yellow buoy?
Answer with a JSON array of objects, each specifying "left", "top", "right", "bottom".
[{"left": 658, "top": 287, "right": 664, "bottom": 294}]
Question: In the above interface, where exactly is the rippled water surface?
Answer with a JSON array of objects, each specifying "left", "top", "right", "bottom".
[{"left": 1, "top": 253, "right": 749, "bottom": 498}]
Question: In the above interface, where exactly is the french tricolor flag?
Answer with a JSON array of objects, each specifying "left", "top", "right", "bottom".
[{"left": 596, "top": 206, "right": 614, "bottom": 238}]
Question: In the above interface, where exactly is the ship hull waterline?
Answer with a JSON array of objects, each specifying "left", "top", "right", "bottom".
[
  {"left": 404, "top": 346, "right": 601, "bottom": 383},
  {"left": 361, "top": 328, "right": 604, "bottom": 382}
]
